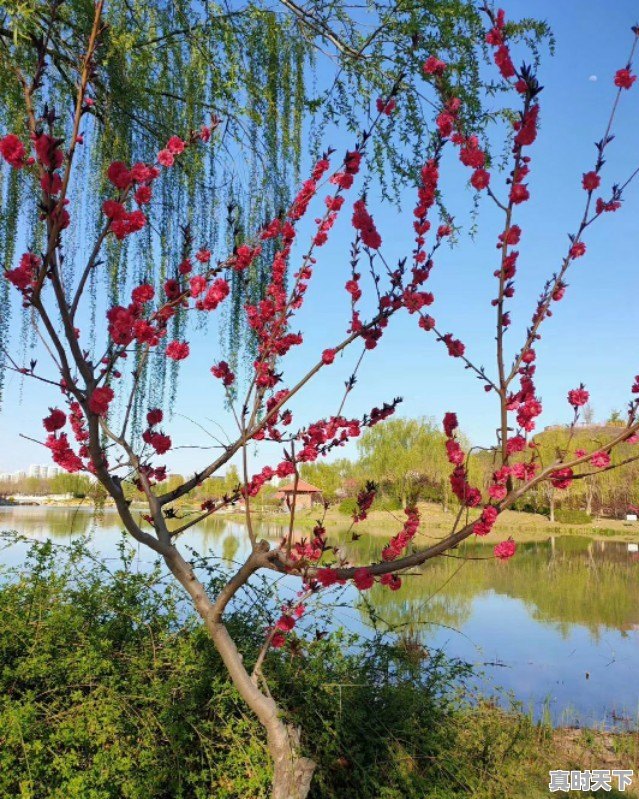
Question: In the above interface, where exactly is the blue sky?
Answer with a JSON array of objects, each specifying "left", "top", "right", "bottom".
[{"left": 1, "top": 0, "right": 638, "bottom": 478}]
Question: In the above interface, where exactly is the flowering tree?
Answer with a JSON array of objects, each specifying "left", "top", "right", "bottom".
[{"left": 2, "top": 2, "right": 639, "bottom": 796}]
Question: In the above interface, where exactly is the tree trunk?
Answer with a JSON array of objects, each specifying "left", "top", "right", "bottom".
[
  {"left": 585, "top": 478, "right": 593, "bottom": 516},
  {"left": 549, "top": 490, "right": 555, "bottom": 523},
  {"left": 270, "top": 724, "right": 316, "bottom": 799},
  {"left": 163, "top": 544, "right": 317, "bottom": 799},
  {"left": 441, "top": 479, "right": 449, "bottom": 512}
]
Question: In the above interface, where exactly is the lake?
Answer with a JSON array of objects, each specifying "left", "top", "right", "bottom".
[{"left": 1, "top": 505, "right": 638, "bottom": 729}]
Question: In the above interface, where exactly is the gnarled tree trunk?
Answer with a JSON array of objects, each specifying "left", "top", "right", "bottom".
[
  {"left": 270, "top": 724, "right": 316, "bottom": 799},
  {"left": 163, "top": 542, "right": 317, "bottom": 799}
]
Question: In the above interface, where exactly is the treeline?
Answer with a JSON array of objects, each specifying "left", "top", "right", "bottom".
[
  {"left": 0, "top": 473, "right": 103, "bottom": 500},
  {"left": 300, "top": 417, "right": 639, "bottom": 520}
]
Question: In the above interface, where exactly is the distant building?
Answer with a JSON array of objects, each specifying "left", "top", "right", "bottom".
[{"left": 275, "top": 480, "right": 323, "bottom": 510}]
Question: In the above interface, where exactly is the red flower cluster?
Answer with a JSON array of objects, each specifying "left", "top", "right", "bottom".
[
  {"left": 376, "top": 97, "right": 396, "bottom": 115},
  {"left": 330, "top": 149, "right": 362, "bottom": 191},
  {"left": 0, "top": 134, "right": 27, "bottom": 168},
  {"left": 614, "top": 68, "right": 637, "bottom": 89},
  {"left": 380, "top": 573, "right": 402, "bottom": 590},
  {"left": 422, "top": 55, "right": 446, "bottom": 76},
  {"left": 6, "top": 253, "right": 41, "bottom": 295},
  {"left": 381, "top": 507, "right": 420, "bottom": 561},
  {"left": 353, "top": 481, "right": 377, "bottom": 522},
  {"left": 286, "top": 523, "right": 327, "bottom": 566},
  {"left": 550, "top": 467, "right": 573, "bottom": 490},
  {"left": 487, "top": 465, "right": 511, "bottom": 502},
  {"left": 353, "top": 567, "right": 374, "bottom": 590},
  {"left": 485, "top": 10, "right": 516, "bottom": 80},
  {"left": 42, "top": 408, "right": 66, "bottom": 432},
  {"left": 443, "top": 413, "right": 482, "bottom": 507},
  {"left": 590, "top": 451, "right": 611, "bottom": 469},
  {"left": 352, "top": 199, "right": 382, "bottom": 249},
  {"left": 141, "top": 409, "right": 172, "bottom": 455},
  {"left": 567, "top": 385, "right": 589, "bottom": 408},
  {"left": 494, "top": 537, "right": 516, "bottom": 560},
  {"left": 166, "top": 340, "right": 190, "bottom": 361},
  {"left": 473, "top": 504, "right": 499, "bottom": 536},
  {"left": 582, "top": 171, "right": 601, "bottom": 192},
  {"left": 315, "top": 567, "right": 346, "bottom": 588},
  {"left": 45, "top": 433, "right": 83, "bottom": 473},
  {"left": 88, "top": 386, "right": 114, "bottom": 416},
  {"left": 211, "top": 361, "right": 235, "bottom": 386}
]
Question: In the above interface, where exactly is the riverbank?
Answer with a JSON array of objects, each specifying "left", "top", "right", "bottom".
[
  {"left": 4, "top": 498, "right": 638, "bottom": 544},
  {"left": 226, "top": 500, "right": 639, "bottom": 544}
]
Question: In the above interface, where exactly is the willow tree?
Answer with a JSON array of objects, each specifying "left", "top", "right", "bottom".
[
  {"left": 0, "top": 0, "right": 551, "bottom": 406},
  {"left": 357, "top": 416, "right": 452, "bottom": 507}
]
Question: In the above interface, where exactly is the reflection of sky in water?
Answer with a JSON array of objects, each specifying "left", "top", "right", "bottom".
[{"left": 1, "top": 506, "right": 638, "bottom": 728}]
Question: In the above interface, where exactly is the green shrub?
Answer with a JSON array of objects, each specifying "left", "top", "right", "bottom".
[
  {"left": 374, "top": 495, "right": 403, "bottom": 512},
  {"left": 338, "top": 497, "right": 357, "bottom": 515},
  {"left": 0, "top": 537, "right": 551, "bottom": 799},
  {"left": 554, "top": 508, "right": 591, "bottom": 525}
]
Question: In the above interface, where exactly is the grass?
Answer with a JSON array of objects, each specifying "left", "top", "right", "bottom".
[{"left": 226, "top": 501, "right": 639, "bottom": 545}]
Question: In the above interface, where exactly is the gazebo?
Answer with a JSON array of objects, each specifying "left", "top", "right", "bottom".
[{"left": 275, "top": 480, "right": 323, "bottom": 510}]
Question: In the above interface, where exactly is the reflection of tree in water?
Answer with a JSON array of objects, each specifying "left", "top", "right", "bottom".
[
  {"left": 363, "top": 582, "right": 473, "bottom": 640},
  {"left": 0, "top": 506, "right": 97, "bottom": 538},
  {"left": 346, "top": 534, "right": 639, "bottom": 641},
  {"left": 221, "top": 535, "right": 240, "bottom": 564},
  {"left": 4, "top": 511, "right": 638, "bottom": 639}
]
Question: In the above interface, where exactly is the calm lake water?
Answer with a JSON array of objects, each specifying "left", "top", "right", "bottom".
[{"left": 1, "top": 505, "right": 639, "bottom": 729}]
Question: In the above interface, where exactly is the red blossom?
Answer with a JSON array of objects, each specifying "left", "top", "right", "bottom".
[
  {"left": 142, "top": 428, "right": 172, "bottom": 454},
  {"left": 569, "top": 241, "right": 586, "bottom": 259},
  {"left": 135, "top": 185, "right": 152, "bottom": 204},
  {"left": 211, "top": 360, "right": 235, "bottom": 386},
  {"left": 443, "top": 412, "right": 458, "bottom": 437},
  {"left": 590, "top": 451, "right": 611, "bottom": 469},
  {"left": 0, "top": 134, "right": 26, "bottom": 168},
  {"left": 147, "top": 408, "right": 163, "bottom": 427},
  {"left": 166, "top": 340, "right": 190, "bottom": 361},
  {"left": 380, "top": 573, "right": 402, "bottom": 591},
  {"left": 471, "top": 168, "right": 490, "bottom": 190},
  {"left": 582, "top": 171, "right": 601, "bottom": 191},
  {"left": 88, "top": 386, "right": 114, "bottom": 416},
  {"left": 352, "top": 199, "right": 382, "bottom": 249},
  {"left": 567, "top": 386, "right": 589, "bottom": 407},
  {"left": 275, "top": 615, "right": 296, "bottom": 632},
  {"left": 550, "top": 467, "right": 573, "bottom": 490},
  {"left": 614, "top": 68, "right": 636, "bottom": 89},
  {"left": 131, "top": 283, "right": 154, "bottom": 304},
  {"left": 43, "top": 408, "right": 66, "bottom": 432},
  {"left": 422, "top": 56, "right": 446, "bottom": 75},
  {"left": 353, "top": 567, "right": 374, "bottom": 591},
  {"left": 494, "top": 45, "right": 516, "bottom": 79},
  {"left": 474, "top": 504, "right": 499, "bottom": 536},
  {"left": 321, "top": 348, "right": 336, "bottom": 365},
  {"left": 166, "top": 136, "right": 186, "bottom": 154},
  {"left": 494, "top": 538, "right": 516, "bottom": 560},
  {"left": 107, "top": 161, "right": 131, "bottom": 189},
  {"left": 442, "top": 333, "right": 465, "bottom": 358},
  {"left": 514, "top": 105, "right": 539, "bottom": 147},
  {"left": 157, "top": 149, "right": 174, "bottom": 167},
  {"left": 376, "top": 97, "right": 396, "bottom": 115},
  {"left": 509, "top": 184, "right": 530, "bottom": 204}
]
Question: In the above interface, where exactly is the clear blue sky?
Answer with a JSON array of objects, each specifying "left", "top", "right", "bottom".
[{"left": 1, "top": 0, "right": 638, "bottom": 478}]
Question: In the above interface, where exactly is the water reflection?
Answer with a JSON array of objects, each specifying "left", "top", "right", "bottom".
[{"left": 1, "top": 506, "right": 638, "bottom": 728}]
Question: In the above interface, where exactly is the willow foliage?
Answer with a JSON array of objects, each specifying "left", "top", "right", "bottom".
[{"left": 0, "top": 0, "right": 551, "bottom": 405}]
